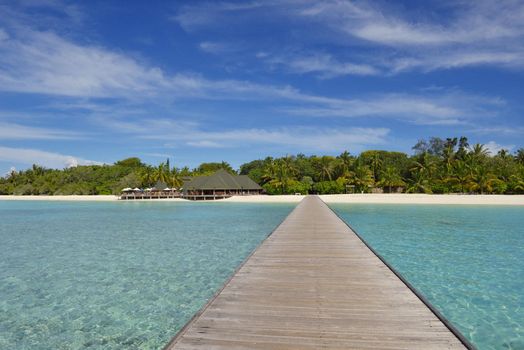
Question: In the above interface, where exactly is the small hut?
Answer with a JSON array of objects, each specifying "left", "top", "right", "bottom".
[{"left": 183, "top": 169, "right": 262, "bottom": 200}]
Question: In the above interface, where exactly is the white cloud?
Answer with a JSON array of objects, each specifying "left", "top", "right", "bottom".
[
  {"left": 195, "top": 127, "right": 390, "bottom": 151},
  {"left": 484, "top": 141, "right": 515, "bottom": 155},
  {"left": 198, "top": 41, "right": 238, "bottom": 54},
  {"left": 471, "top": 126, "right": 524, "bottom": 136},
  {"left": 390, "top": 50, "right": 524, "bottom": 73},
  {"left": 299, "top": 0, "right": 524, "bottom": 72},
  {"left": 1, "top": 0, "right": 85, "bottom": 30},
  {"left": 186, "top": 140, "right": 226, "bottom": 148},
  {"left": 281, "top": 92, "right": 503, "bottom": 125},
  {"left": 175, "top": 0, "right": 524, "bottom": 73},
  {"left": 0, "top": 20, "right": 505, "bottom": 127},
  {"left": 0, "top": 28, "right": 9, "bottom": 41},
  {"left": 140, "top": 152, "right": 174, "bottom": 158},
  {"left": 0, "top": 146, "right": 103, "bottom": 169},
  {"left": 267, "top": 53, "right": 379, "bottom": 78},
  {"left": 5, "top": 166, "right": 16, "bottom": 177},
  {"left": 0, "top": 29, "right": 168, "bottom": 97},
  {"left": 0, "top": 6, "right": 512, "bottom": 138},
  {"left": 173, "top": 2, "right": 267, "bottom": 31},
  {"left": 100, "top": 116, "right": 389, "bottom": 152},
  {"left": 299, "top": 0, "right": 524, "bottom": 46},
  {"left": 0, "top": 122, "right": 82, "bottom": 140},
  {"left": 199, "top": 41, "right": 223, "bottom": 53}
]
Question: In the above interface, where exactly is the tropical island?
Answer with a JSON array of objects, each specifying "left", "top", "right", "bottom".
[{"left": 2, "top": 137, "right": 524, "bottom": 196}]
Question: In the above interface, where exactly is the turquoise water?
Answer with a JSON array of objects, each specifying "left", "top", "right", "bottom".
[
  {"left": 0, "top": 201, "right": 294, "bottom": 349},
  {"left": 331, "top": 203, "right": 524, "bottom": 350},
  {"left": 2, "top": 201, "right": 523, "bottom": 350}
]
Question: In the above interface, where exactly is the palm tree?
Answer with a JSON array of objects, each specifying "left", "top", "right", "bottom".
[
  {"left": 32, "top": 164, "right": 46, "bottom": 177},
  {"left": 442, "top": 146, "right": 455, "bottom": 172},
  {"left": 516, "top": 148, "right": 524, "bottom": 165},
  {"left": 471, "top": 166, "right": 498, "bottom": 194},
  {"left": 6, "top": 168, "right": 18, "bottom": 187},
  {"left": 262, "top": 161, "right": 277, "bottom": 185},
  {"left": 153, "top": 163, "right": 169, "bottom": 183},
  {"left": 139, "top": 166, "right": 155, "bottom": 187},
  {"left": 262, "top": 158, "right": 296, "bottom": 194},
  {"left": 180, "top": 166, "right": 192, "bottom": 177},
  {"left": 351, "top": 165, "right": 374, "bottom": 193},
  {"left": 168, "top": 168, "right": 183, "bottom": 188},
  {"left": 281, "top": 155, "right": 298, "bottom": 178},
  {"left": 470, "top": 143, "right": 489, "bottom": 159},
  {"left": 510, "top": 174, "right": 524, "bottom": 193},
  {"left": 378, "top": 166, "right": 405, "bottom": 193},
  {"left": 370, "top": 153, "right": 382, "bottom": 181},
  {"left": 410, "top": 152, "right": 437, "bottom": 183},
  {"left": 318, "top": 156, "right": 335, "bottom": 181},
  {"left": 456, "top": 136, "right": 469, "bottom": 160},
  {"left": 449, "top": 160, "right": 473, "bottom": 193},
  {"left": 337, "top": 151, "right": 353, "bottom": 177},
  {"left": 497, "top": 149, "right": 512, "bottom": 160},
  {"left": 406, "top": 172, "right": 432, "bottom": 194},
  {"left": 220, "top": 161, "right": 235, "bottom": 174}
]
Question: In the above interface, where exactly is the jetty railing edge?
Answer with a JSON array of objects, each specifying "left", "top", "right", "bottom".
[
  {"left": 162, "top": 199, "right": 303, "bottom": 350},
  {"left": 319, "top": 196, "right": 476, "bottom": 350}
]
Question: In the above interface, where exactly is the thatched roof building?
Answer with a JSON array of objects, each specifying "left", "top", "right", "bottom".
[{"left": 183, "top": 169, "right": 262, "bottom": 199}]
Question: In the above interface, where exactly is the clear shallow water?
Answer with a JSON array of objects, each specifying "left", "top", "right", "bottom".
[
  {"left": 0, "top": 201, "right": 294, "bottom": 350},
  {"left": 331, "top": 203, "right": 524, "bottom": 350}
]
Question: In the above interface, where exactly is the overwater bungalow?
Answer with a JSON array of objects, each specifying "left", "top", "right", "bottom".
[
  {"left": 183, "top": 169, "right": 263, "bottom": 200},
  {"left": 120, "top": 170, "right": 262, "bottom": 200},
  {"left": 120, "top": 181, "right": 182, "bottom": 200}
]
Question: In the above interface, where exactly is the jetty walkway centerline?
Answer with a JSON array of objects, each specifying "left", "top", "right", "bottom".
[{"left": 166, "top": 196, "right": 470, "bottom": 350}]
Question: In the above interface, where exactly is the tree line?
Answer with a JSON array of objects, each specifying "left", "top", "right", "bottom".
[{"left": 1, "top": 137, "right": 524, "bottom": 195}]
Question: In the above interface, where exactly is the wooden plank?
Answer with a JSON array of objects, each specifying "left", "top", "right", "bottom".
[{"left": 165, "top": 196, "right": 471, "bottom": 350}]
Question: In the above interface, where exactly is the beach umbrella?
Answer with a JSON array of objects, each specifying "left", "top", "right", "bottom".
[
  {"left": 144, "top": 188, "right": 152, "bottom": 192},
  {"left": 133, "top": 187, "right": 141, "bottom": 191},
  {"left": 164, "top": 187, "right": 171, "bottom": 191},
  {"left": 122, "top": 187, "right": 132, "bottom": 192}
]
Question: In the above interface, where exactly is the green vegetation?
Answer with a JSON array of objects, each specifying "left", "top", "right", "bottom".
[
  {"left": 0, "top": 158, "right": 235, "bottom": 195},
  {"left": 242, "top": 137, "right": 524, "bottom": 195},
  {"left": 2, "top": 137, "right": 524, "bottom": 195}
]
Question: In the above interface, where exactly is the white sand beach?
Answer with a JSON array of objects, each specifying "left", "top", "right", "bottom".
[
  {"left": 229, "top": 193, "right": 524, "bottom": 206},
  {"left": 224, "top": 194, "right": 524, "bottom": 205},
  {"left": 0, "top": 195, "right": 120, "bottom": 201},
  {"left": 321, "top": 194, "right": 524, "bottom": 205},
  {"left": 2, "top": 194, "right": 524, "bottom": 205}
]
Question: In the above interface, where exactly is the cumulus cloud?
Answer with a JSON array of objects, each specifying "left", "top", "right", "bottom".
[{"left": 484, "top": 141, "right": 515, "bottom": 155}]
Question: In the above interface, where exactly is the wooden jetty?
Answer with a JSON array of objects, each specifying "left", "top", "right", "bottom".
[{"left": 165, "top": 196, "right": 472, "bottom": 350}]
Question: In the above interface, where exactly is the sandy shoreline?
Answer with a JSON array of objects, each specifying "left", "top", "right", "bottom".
[
  {"left": 226, "top": 194, "right": 524, "bottom": 205},
  {"left": 1, "top": 194, "right": 524, "bottom": 205},
  {"left": 0, "top": 195, "right": 120, "bottom": 201}
]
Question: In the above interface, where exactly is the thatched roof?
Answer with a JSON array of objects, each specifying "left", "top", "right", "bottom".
[
  {"left": 153, "top": 181, "right": 168, "bottom": 191},
  {"left": 184, "top": 169, "right": 262, "bottom": 190}
]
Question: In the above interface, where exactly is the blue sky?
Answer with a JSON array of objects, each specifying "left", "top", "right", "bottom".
[{"left": 0, "top": 0, "right": 523, "bottom": 173}]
